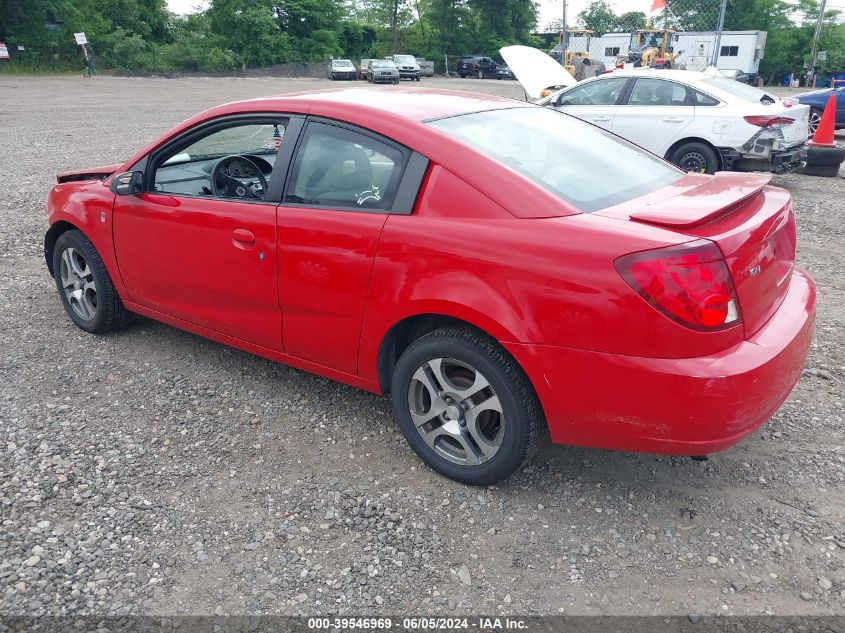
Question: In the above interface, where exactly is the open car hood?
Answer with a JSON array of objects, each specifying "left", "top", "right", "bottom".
[{"left": 499, "top": 45, "right": 576, "bottom": 100}]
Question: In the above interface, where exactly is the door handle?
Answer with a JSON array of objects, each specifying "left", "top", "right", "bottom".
[
  {"left": 591, "top": 116, "right": 612, "bottom": 122},
  {"left": 663, "top": 117, "right": 685, "bottom": 122},
  {"left": 232, "top": 228, "right": 256, "bottom": 247}
]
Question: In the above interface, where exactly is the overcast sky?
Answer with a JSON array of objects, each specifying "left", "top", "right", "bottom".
[{"left": 164, "top": 0, "right": 652, "bottom": 32}]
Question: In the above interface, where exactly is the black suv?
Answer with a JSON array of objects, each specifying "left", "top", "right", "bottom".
[{"left": 456, "top": 56, "right": 498, "bottom": 79}]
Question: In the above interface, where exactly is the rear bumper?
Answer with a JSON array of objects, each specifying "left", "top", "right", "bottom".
[
  {"left": 719, "top": 143, "right": 807, "bottom": 173},
  {"left": 504, "top": 269, "right": 815, "bottom": 455},
  {"left": 771, "top": 143, "right": 808, "bottom": 173}
]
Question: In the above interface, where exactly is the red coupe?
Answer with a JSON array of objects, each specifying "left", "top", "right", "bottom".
[{"left": 45, "top": 88, "right": 815, "bottom": 485}]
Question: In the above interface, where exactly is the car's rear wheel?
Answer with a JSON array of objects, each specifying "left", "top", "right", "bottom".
[
  {"left": 809, "top": 108, "right": 823, "bottom": 136},
  {"left": 476, "top": 70, "right": 484, "bottom": 79},
  {"left": 670, "top": 142, "right": 719, "bottom": 174},
  {"left": 52, "top": 229, "right": 132, "bottom": 334},
  {"left": 391, "top": 328, "right": 543, "bottom": 485}
]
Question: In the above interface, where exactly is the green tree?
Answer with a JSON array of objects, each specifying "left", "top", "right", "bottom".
[{"left": 576, "top": 1, "right": 617, "bottom": 36}]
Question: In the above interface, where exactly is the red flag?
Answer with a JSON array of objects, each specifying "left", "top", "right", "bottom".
[{"left": 651, "top": 0, "right": 667, "bottom": 10}]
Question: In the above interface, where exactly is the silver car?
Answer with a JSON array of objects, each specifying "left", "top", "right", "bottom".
[
  {"left": 328, "top": 59, "right": 357, "bottom": 81},
  {"left": 367, "top": 60, "right": 399, "bottom": 84}
]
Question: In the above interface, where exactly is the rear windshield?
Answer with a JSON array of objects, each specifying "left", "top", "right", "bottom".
[
  {"left": 700, "top": 77, "right": 775, "bottom": 104},
  {"left": 427, "top": 107, "right": 683, "bottom": 213}
]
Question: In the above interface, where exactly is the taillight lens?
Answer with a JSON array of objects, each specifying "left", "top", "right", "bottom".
[
  {"left": 614, "top": 240, "right": 741, "bottom": 331},
  {"left": 744, "top": 115, "right": 794, "bottom": 127}
]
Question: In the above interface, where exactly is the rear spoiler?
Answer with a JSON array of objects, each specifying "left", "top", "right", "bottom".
[
  {"left": 629, "top": 173, "right": 772, "bottom": 229},
  {"left": 57, "top": 163, "right": 123, "bottom": 184}
]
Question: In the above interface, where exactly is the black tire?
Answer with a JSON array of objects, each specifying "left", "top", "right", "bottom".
[
  {"left": 805, "top": 144, "right": 845, "bottom": 166},
  {"left": 391, "top": 327, "right": 543, "bottom": 485},
  {"left": 798, "top": 162, "right": 841, "bottom": 177},
  {"left": 52, "top": 229, "right": 132, "bottom": 334},
  {"left": 669, "top": 142, "right": 720, "bottom": 174},
  {"left": 367, "top": 75, "right": 373, "bottom": 83},
  {"left": 394, "top": 78, "right": 399, "bottom": 84},
  {"left": 415, "top": 75, "right": 420, "bottom": 82},
  {"left": 476, "top": 69, "right": 484, "bottom": 79}
]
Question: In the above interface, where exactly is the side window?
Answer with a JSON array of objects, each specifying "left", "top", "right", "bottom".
[
  {"left": 692, "top": 89, "right": 720, "bottom": 106},
  {"left": 284, "top": 122, "right": 407, "bottom": 211},
  {"left": 556, "top": 77, "right": 627, "bottom": 106},
  {"left": 627, "top": 79, "right": 690, "bottom": 106},
  {"left": 152, "top": 119, "right": 289, "bottom": 200}
]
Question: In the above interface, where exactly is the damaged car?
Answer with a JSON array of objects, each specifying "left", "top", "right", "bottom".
[{"left": 503, "top": 46, "right": 809, "bottom": 174}]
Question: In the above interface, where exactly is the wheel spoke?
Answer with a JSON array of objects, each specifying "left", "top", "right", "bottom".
[
  {"left": 453, "top": 431, "right": 482, "bottom": 466},
  {"left": 427, "top": 357, "right": 490, "bottom": 402},
  {"left": 464, "top": 394, "right": 503, "bottom": 458},
  {"left": 61, "top": 249, "right": 75, "bottom": 280},
  {"left": 68, "top": 249, "right": 89, "bottom": 278},
  {"left": 409, "top": 365, "right": 447, "bottom": 427}
]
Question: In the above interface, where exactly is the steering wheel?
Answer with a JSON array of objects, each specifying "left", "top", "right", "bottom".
[{"left": 210, "top": 155, "right": 268, "bottom": 200}]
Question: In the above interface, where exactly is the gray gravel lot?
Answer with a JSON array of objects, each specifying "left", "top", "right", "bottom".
[{"left": 0, "top": 75, "right": 843, "bottom": 618}]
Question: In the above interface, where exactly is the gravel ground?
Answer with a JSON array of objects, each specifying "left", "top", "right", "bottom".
[{"left": 0, "top": 75, "right": 843, "bottom": 619}]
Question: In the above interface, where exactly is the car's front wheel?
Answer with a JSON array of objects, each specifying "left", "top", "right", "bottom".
[
  {"left": 391, "top": 328, "right": 543, "bottom": 485},
  {"left": 52, "top": 229, "right": 132, "bottom": 334},
  {"left": 476, "top": 70, "right": 484, "bottom": 79},
  {"left": 670, "top": 142, "right": 719, "bottom": 174}
]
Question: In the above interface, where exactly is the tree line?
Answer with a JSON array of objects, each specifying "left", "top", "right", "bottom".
[
  {"left": 0, "top": 0, "right": 540, "bottom": 73},
  {"left": 0, "top": 0, "right": 841, "bottom": 82}
]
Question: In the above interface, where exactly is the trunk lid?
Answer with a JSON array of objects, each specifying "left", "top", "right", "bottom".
[
  {"left": 777, "top": 102, "right": 810, "bottom": 146},
  {"left": 601, "top": 172, "right": 796, "bottom": 336}
]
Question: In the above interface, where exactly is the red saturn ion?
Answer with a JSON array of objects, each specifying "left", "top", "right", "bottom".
[{"left": 45, "top": 89, "right": 815, "bottom": 485}]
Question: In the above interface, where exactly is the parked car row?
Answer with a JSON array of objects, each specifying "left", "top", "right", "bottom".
[{"left": 328, "top": 56, "right": 423, "bottom": 83}]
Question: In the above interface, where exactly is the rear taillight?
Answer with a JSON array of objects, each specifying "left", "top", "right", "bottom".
[
  {"left": 614, "top": 240, "right": 741, "bottom": 331},
  {"left": 744, "top": 115, "right": 794, "bottom": 128}
]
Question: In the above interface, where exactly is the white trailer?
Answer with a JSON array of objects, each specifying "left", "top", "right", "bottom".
[{"left": 673, "top": 30, "right": 766, "bottom": 75}]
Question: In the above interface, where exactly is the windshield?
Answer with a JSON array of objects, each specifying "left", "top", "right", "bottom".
[
  {"left": 393, "top": 55, "right": 416, "bottom": 64},
  {"left": 428, "top": 107, "right": 683, "bottom": 213},
  {"left": 373, "top": 61, "right": 395, "bottom": 68},
  {"left": 333, "top": 60, "right": 353, "bottom": 67},
  {"left": 700, "top": 77, "right": 775, "bottom": 103}
]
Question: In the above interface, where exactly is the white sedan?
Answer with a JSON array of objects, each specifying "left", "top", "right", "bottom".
[{"left": 502, "top": 47, "right": 809, "bottom": 174}]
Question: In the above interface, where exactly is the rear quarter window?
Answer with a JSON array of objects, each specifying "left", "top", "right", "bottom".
[{"left": 428, "top": 107, "right": 683, "bottom": 213}]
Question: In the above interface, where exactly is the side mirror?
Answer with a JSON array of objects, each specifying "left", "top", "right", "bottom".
[{"left": 111, "top": 171, "right": 143, "bottom": 196}]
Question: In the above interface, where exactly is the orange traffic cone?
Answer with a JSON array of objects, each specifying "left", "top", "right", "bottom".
[{"left": 811, "top": 94, "right": 836, "bottom": 147}]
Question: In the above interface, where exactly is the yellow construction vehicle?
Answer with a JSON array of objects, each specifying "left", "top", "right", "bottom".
[
  {"left": 623, "top": 29, "right": 683, "bottom": 69},
  {"left": 550, "top": 29, "right": 606, "bottom": 81}
]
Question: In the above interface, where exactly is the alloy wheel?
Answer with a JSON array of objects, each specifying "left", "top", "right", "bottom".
[
  {"left": 59, "top": 247, "right": 97, "bottom": 321},
  {"left": 407, "top": 357, "right": 504, "bottom": 466},
  {"left": 809, "top": 110, "right": 822, "bottom": 136}
]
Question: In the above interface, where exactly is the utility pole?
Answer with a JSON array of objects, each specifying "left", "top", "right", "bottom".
[
  {"left": 561, "top": 0, "right": 568, "bottom": 67},
  {"left": 808, "top": 0, "right": 827, "bottom": 87},
  {"left": 711, "top": 0, "right": 728, "bottom": 67}
]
